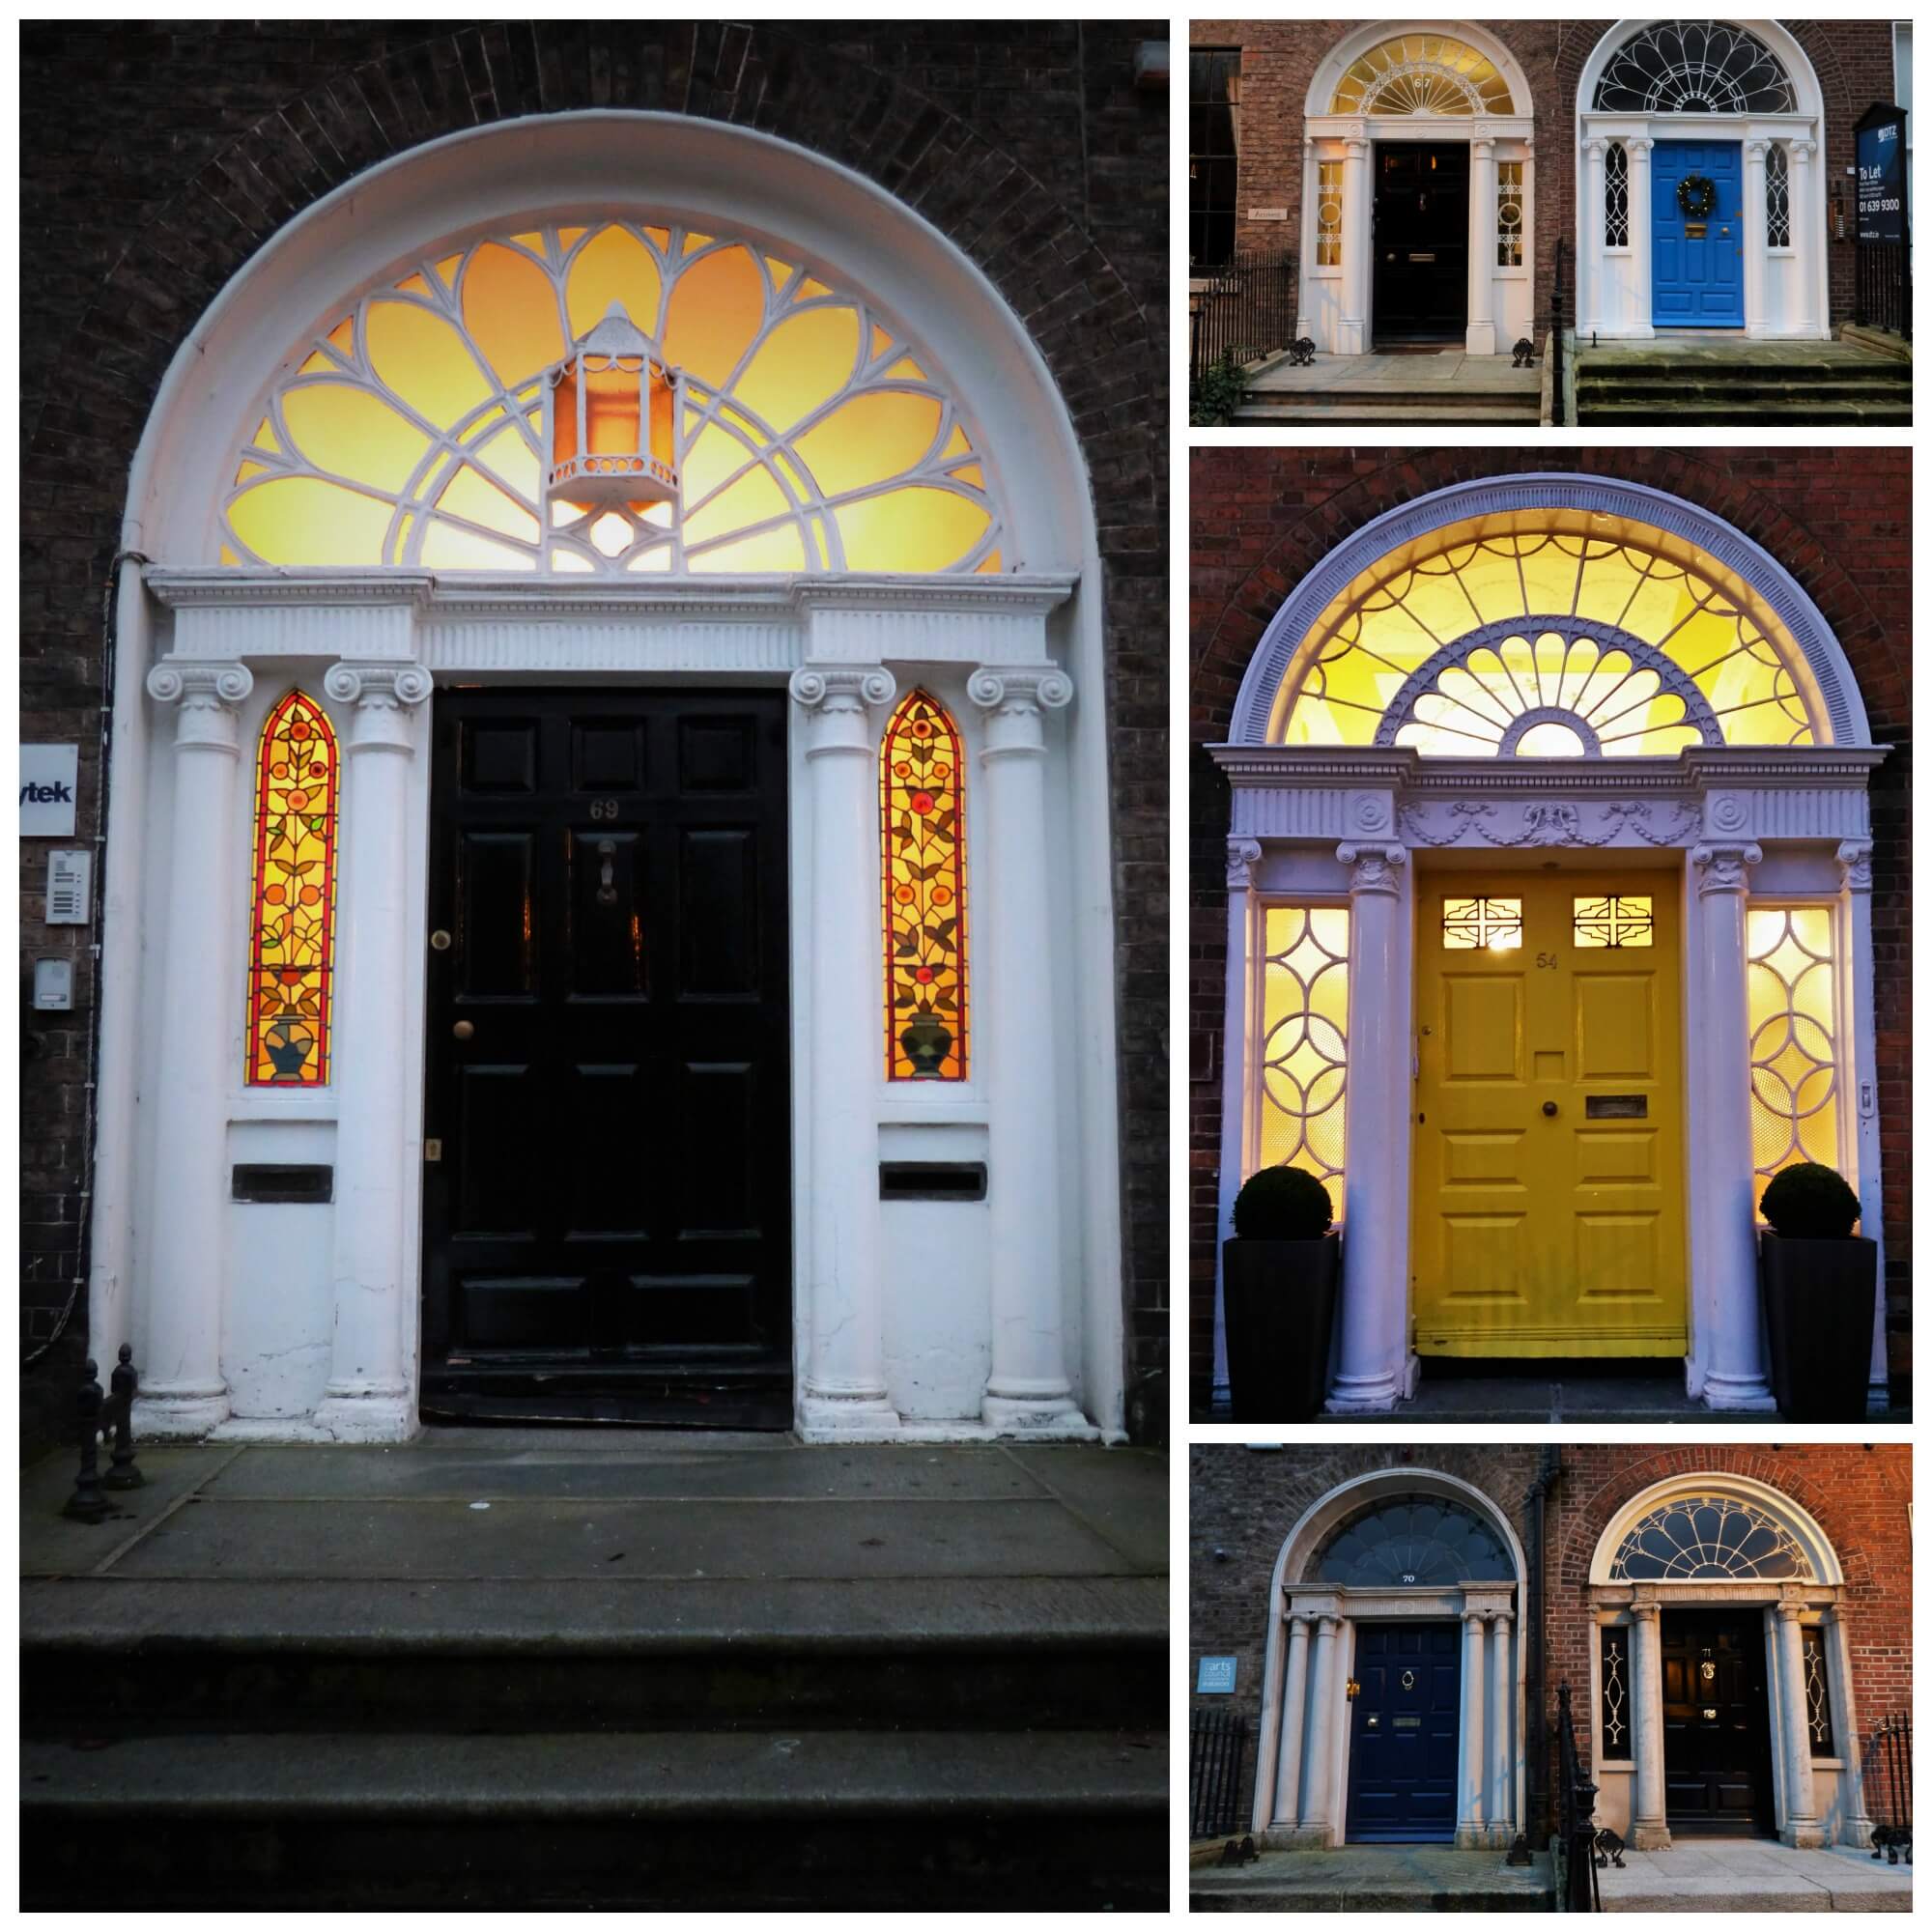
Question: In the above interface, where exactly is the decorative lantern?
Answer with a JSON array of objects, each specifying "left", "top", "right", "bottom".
[{"left": 545, "top": 302, "right": 678, "bottom": 512}]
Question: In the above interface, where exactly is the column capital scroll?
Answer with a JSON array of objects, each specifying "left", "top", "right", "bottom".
[
  {"left": 1836, "top": 839, "right": 1873, "bottom": 893},
  {"left": 966, "top": 665, "right": 1073, "bottom": 715},
  {"left": 324, "top": 661, "right": 433, "bottom": 709},
  {"left": 789, "top": 666, "right": 896, "bottom": 757},
  {"left": 1630, "top": 1601, "right": 1661, "bottom": 1625},
  {"left": 1691, "top": 841, "right": 1762, "bottom": 896},
  {"left": 1227, "top": 838, "right": 1264, "bottom": 890},
  {"left": 147, "top": 661, "right": 253, "bottom": 752},
  {"left": 1337, "top": 841, "right": 1406, "bottom": 896}
]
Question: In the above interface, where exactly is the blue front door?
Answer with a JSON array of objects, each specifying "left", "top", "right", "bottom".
[
  {"left": 1346, "top": 1623, "right": 1462, "bottom": 1842},
  {"left": 1652, "top": 140, "right": 1745, "bottom": 326}
]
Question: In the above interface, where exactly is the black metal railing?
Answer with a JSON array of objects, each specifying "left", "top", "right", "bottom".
[
  {"left": 60, "top": 1347, "right": 145, "bottom": 1520},
  {"left": 1548, "top": 236, "right": 1568, "bottom": 427},
  {"left": 1861, "top": 1713, "right": 1912, "bottom": 1861},
  {"left": 1854, "top": 242, "right": 1912, "bottom": 341},
  {"left": 1189, "top": 252, "right": 1295, "bottom": 386},
  {"left": 1190, "top": 1707, "right": 1251, "bottom": 1840},
  {"left": 1556, "top": 1683, "right": 1600, "bottom": 1910}
]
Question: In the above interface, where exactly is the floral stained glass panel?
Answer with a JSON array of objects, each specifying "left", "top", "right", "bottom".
[
  {"left": 882, "top": 692, "right": 968, "bottom": 1080},
  {"left": 248, "top": 692, "right": 338, "bottom": 1086}
]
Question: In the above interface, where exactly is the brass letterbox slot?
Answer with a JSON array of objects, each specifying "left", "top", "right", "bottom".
[{"left": 1686, "top": 222, "right": 1709, "bottom": 238}]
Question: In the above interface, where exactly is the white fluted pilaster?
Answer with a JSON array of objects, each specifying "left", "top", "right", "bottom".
[
  {"left": 1627, "top": 140, "right": 1657, "bottom": 337},
  {"left": 1456, "top": 1609, "right": 1489, "bottom": 1846},
  {"left": 1274, "top": 1612, "right": 1313, "bottom": 1828},
  {"left": 1839, "top": 839, "right": 1885, "bottom": 1405},
  {"left": 1298, "top": 1613, "right": 1342, "bottom": 1841},
  {"left": 1490, "top": 1609, "right": 1514, "bottom": 1843},
  {"left": 1743, "top": 141, "right": 1771, "bottom": 336},
  {"left": 1339, "top": 133, "right": 1371, "bottom": 354},
  {"left": 1630, "top": 1602, "right": 1670, "bottom": 1849},
  {"left": 1214, "top": 839, "right": 1262, "bottom": 1409},
  {"left": 1468, "top": 137, "right": 1497, "bottom": 355},
  {"left": 1775, "top": 1604, "right": 1825, "bottom": 1846},
  {"left": 1790, "top": 140, "right": 1820, "bottom": 335},
  {"left": 1583, "top": 140, "right": 1607, "bottom": 332}
]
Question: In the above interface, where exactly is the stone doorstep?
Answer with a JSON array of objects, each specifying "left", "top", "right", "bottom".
[
  {"left": 1191, "top": 1845, "right": 1556, "bottom": 1913},
  {"left": 1596, "top": 1843, "right": 1913, "bottom": 1914}
]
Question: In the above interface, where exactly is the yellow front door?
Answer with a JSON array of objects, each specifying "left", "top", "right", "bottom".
[{"left": 1411, "top": 871, "right": 1688, "bottom": 1356}]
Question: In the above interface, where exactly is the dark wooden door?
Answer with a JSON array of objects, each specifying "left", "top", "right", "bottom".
[
  {"left": 1662, "top": 1612, "right": 1776, "bottom": 1834},
  {"left": 1346, "top": 1623, "right": 1462, "bottom": 1841},
  {"left": 421, "top": 689, "right": 791, "bottom": 1428},
  {"left": 1373, "top": 143, "right": 1470, "bottom": 342}
]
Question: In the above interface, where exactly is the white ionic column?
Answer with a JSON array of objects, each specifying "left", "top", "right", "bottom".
[
  {"left": 1743, "top": 140, "right": 1771, "bottom": 336},
  {"left": 135, "top": 662, "right": 253, "bottom": 1438},
  {"left": 1329, "top": 842, "right": 1410, "bottom": 1410},
  {"left": 1629, "top": 1601, "right": 1670, "bottom": 1849},
  {"left": 1582, "top": 139, "right": 1607, "bottom": 332},
  {"left": 791, "top": 667, "right": 901, "bottom": 1436},
  {"left": 968, "top": 667, "right": 1089, "bottom": 1435},
  {"left": 1339, "top": 131, "right": 1371, "bottom": 354},
  {"left": 1274, "top": 1611, "right": 1313, "bottom": 1828},
  {"left": 1628, "top": 140, "right": 1657, "bottom": 337},
  {"left": 314, "top": 663, "right": 432, "bottom": 1440},
  {"left": 1490, "top": 1609, "right": 1514, "bottom": 1843},
  {"left": 1296, "top": 136, "right": 1317, "bottom": 339},
  {"left": 1791, "top": 139, "right": 1821, "bottom": 336},
  {"left": 1775, "top": 1604, "right": 1825, "bottom": 1846},
  {"left": 1214, "top": 839, "right": 1262, "bottom": 1409},
  {"left": 1468, "top": 135, "right": 1497, "bottom": 355},
  {"left": 1839, "top": 845, "right": 1885, "bottom": 1406},
  {"left": 1297, "top": 1613, "right": 1342, "bottom": 1842},
  {"left": 1690, "top": 841, "right": 1773, "bottom": 1408},
  {"left": 1457, "top": 1609, "right": 1490, "bottom": 1846}
]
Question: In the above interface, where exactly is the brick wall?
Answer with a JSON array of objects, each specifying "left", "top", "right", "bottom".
[
  {"left": 18, "top": 21, "right": 1169, "bottom": 1455},
  {"left": 1187, "top": 19, "right": 1902, "bottom": 327},
  {"left": 1188, "top": 445, "right": 1912, "bottom": 1414}
]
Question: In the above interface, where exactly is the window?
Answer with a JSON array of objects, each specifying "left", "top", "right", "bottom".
[
  {"left": 1607, "top": 1494, "right": 1813, "bottom": 1581},
  {"left": 247, "top": 692, "right": 338, "bottom": 1087},
  {"left": 1256, "top": 906, "right": 1349, "bottom": 1202},
  {"left": 1592, "top": 22, "right": 1798, "bottom": 114},
  {"left": 222, "top": 221, "right": 1002, "bottom": 576},
  {"left": 1574, "top": 895, "right": 1653, "bottom": 949},
  {"left": 1802, "top": 1626, "right": 1835, "bottom": 1755},
  {"left": 1310, "top": 1495, "right": 1514, "bottom": 1586},
  {"left": 1190, "top": 48, "right": 1241, "bottom": 268},
  {"left": 1605, "top": 141, "right": 1630, "bottom": 247},
  {"left": 1316, "top": 160, "right": 1343, "bottom": 269},
  {"left": 1442, "top": 896, "right": 1522, "bottom": 951},
  {"left": 1276, "top": 512, "right": 1819, "bottom": 756},
  {"left": 1497, "top": 160, "right": 1524, "bottom": 268},
  {"left": 1747, "top": 906, "right": 1841, "bottom": 1186},
  {"left": 882, "top": 692, "right": 967, "bottom": 1081},
  {"left": 1766, "top": 142, "right": 1791, "bottom": 247},
  {"left": 1600, "top": 1627, "right": 1633, "bottom": 1759},
  {"left": 1329, "top": 35, "right": 1515, "bottom": 117}
]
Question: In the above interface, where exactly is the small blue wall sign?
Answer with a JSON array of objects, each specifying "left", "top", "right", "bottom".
[{"left": 1196, "top": 1655, "right": 1237, "bottom": 1693}]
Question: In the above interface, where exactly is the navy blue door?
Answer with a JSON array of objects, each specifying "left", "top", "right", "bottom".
[
  {"left": 1652, "top": 141, "right": 1745, "bottom": 325},
  {"left": 1346, "top": 1623, "right": 1462, "bottom": 1841}
]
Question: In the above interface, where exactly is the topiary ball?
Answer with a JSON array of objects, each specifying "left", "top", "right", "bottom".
[
  {"left": 1759, "top": 1161, "right": 1861, "bottom": 1240},
  {"left": 1233, "top": 1165, "right": 1334, "bottom": 1241}
]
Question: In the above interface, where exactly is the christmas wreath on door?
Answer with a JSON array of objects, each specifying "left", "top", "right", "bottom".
[{"left": 1676, "top": 175, "right": 1718, "bottom": 219}]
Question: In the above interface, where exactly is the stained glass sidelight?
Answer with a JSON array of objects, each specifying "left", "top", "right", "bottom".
[
  {"left": 1747, "top": 906, "right": 1841, "bottom": 1186},
  {"left": 1317, "top": 160, "right": 1344, "bottom": 268},
  {"left": 1329, "top": 35, "right": 1515, "bottom": 117},
  {"left": 1310, "top": 1495, "right": 1515, "bottom": 1586},
  {"left": 882, "top": 692, "right": 968, "bottom": 1081},
  {"left": 1574, "top": 895, "right": 1654, "bottom": 949},
  {"left": 1592, "top": 22, "right": 1798, "bottom": 115},
  {"left": 1442, "top": 896, "right": 1522, "bottom": 951},
  {"left": 1497, "top": 161, "right": 1524, "bottom": 269},
  {"left": 1607, "top": 1494, "right": 1813, "bottom": 1581},
  {"left": 1257, "top": 906, "right": 1350, "bottom": 1200},
  {"left": 247, "top": 691, "right": 338, "bottom": 1086},
  {"left": 1801, "top": 1626, "right": 1834, "bottom": 1755},
  {"left": 1605, "top": 142, "right": 1630, "bottom": 247},
  {"left": 1600, "top": 1627, "right": 1632, "bottom": 1758},
  {"left": 222, "top": 221, "right": 1002, "bottom": 576}
]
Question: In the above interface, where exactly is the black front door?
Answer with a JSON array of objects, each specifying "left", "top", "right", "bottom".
[
  {"left": 1662, "top": 1612, "right": 1776, "bottom": 1835},
  {"left": 421, "top": 689, "right": 792, "bottom": 1428},
  {"left": 1374, "top": 143, "right": 1469, "bottom": 342},
  {"left": 1346, "top": 1623, "right": 1462, "bottom": 1841}
]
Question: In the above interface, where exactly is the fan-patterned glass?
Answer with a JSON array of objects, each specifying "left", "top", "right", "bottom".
[
  {"left": 1310, "top": 1495, "right": 1514, "bottom": 1586},
  {"left": 1256, "top": 906, "right": 1350, "bottom": 1204},
  {"left": 221, "top": 221, "right": 1002, "bottom": 577},
  {"left": 1747, "top": 906, "right": 1841, "bottom": 1184},
  {"left": 1607, "top": 1494, "right": 1812, "bottom": 1580},
  {"left": 1329, "top": 35, "right": 1515, "bottom": 117},
  {"left": 1592, "top": 21, "right": 1798, "bottom": 114}
]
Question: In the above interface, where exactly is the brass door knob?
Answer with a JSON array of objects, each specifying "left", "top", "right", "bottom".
[
  {"left": 1542, "top": 1100, "right": 1558, "bottom": 1117},
  {"left": 453, "top": 1020, "right": 475, "bottom": 1041}
]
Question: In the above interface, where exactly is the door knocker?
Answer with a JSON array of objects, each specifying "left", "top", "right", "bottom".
[
  {"left": 596, "top": 838, "right": 617, "bottom": 905},
  {"left": 1402, "top": 1669, "right": 1416, "bottom": 1690},
  {"left": 1700, "top": 1655, "right": 1717, "bottom": 1682}
]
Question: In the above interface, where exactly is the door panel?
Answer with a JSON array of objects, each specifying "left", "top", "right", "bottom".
[
  {"left": 422, "top": 689, "right": 792, "bottom": 1427},
  {"left": 1374, "top": 143, "right": 1470, "bottom": 341},
  {"left": 1652, "top": 141, "right": 1745, "bottom": 327},
  {"left": 1412, "top": 871, "right": 1688, "bottom": 1355},
  {"left": 1662, "top": 1613, "right": 1776, "bottom": 1834},
  {"left": 1347, "top": 1623, "right": 1462, "bottom": 1841}
]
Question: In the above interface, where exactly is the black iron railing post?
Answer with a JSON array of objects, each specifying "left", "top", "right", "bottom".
[
  {"left": 1861, "top": 1712, "right": 1913, "bottom": 1861},
  {"left": 1550, "top": 237, "right": 1568, "bottom": 428},
  {"left": 1189, "top": 1709, "right": 1252, "bottom": 1839},
  {"left": 61, "top": 1360, "right": 112, "bottom": 1523},
  {"left": 1557, "top": 1683, "right": 1601, "bottom": 1910},
  {"left": 103, "top": 1343, "right": 145, "bottom": 1491}
]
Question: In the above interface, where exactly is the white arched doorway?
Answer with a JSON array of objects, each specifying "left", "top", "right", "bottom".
[
  {"left": 96, "top": 112, "right": 1125, "bottom": 1444},
  {"left": 1210, "top": 473, "right": 1889, "bottom": 1414},
  {"left": 1577, "top": 20, "right": 1831, "bottom": 340},
  {"left": 1250, "top": 1469, "right": 1529, "bottom": 1848},
  {"left": 1299, "top": 23, "right": 1538, "bottom": 355},
  {"left": 1585, "top": 1473, "right": 1871, "bottom": 1849}
]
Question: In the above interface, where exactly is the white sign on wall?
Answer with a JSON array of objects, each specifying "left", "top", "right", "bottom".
[{"left": 20, "top": 745, "right": 79, "bottom": 837}]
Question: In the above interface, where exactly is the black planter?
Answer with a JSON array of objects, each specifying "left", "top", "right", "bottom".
[
  {"left": 1220, "top": 1235, "right": 1341, "bottom": 1424},
  {"left": 1760, "top": 1234, "right": 1878, "bottom": 1422}
]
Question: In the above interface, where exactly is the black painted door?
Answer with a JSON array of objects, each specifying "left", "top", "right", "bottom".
[
  {"left": 1346, "top": 1623, "right": 1462, "bottom": 1841},
  {"left": 1662, "top": 1612, "right": 1776, "bottom": 1834},
  {"left": 420, "top": 689, "right": 791, "bottom": 1428},
  {"left": 1373, "top": 143, "right": 1470, "bottom": 342}
]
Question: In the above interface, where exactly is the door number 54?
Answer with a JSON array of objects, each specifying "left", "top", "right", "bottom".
[{"left": 1535, "top": 951, "right": 1559, "bottom": 969}]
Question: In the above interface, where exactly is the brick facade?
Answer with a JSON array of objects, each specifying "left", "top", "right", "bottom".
[
  {"left": 18, "top": 21, "right": 1169, "bottom": 1455},
  {"left": 1187, "top": 18, "right": 1904, "bottom": 327},
  {"left": 1189, "top": 444, "right": 1912, "bottom": 1415},
  {"left": 1190, "top": 1443, "right": 1912, "bottom": 1837}
]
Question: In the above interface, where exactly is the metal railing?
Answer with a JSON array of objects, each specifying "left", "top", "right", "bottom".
[
  {"left": 1549, "top": 236, "right": 1568, "bottom": 427},
  {"left": 1190, "top": 1707, "right": 1251, "bottom": 1840},
  {"left": 60, "top": 1347, "right": 145, "bottom": 1520},
  {"left": 1189, "top": 252, "right": 1295, "bottom": 385},
  {"left": 1854, "top": 241, "right": 1912, "bottom": 342},
  {"left": 1556, "top": 1683, "right": 1601, "bottom": 1910},
  {"left": 1861, "top": 1713, "right": 1912, "bottom": 1861}
]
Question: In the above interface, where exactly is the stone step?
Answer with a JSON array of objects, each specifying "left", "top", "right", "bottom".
[
  {"left": 21, "top": 1574, "right": 1168, "bottom": 1734},
  {"left": 1577, "top": 401, "right": 1912, "bottom": 427},
  {"left": 1837, "top": 323, "right": 1912, "bottom": 363},
  {"left": 1578, "top": 357, "right": 1910, "bottom": 384},
  {"left": 21, "top": 1727, "right": 1169, "bottom": 1909},
  {"left": 1577, "top": 376, "right": 1910, "bottom": 402},
  {"left": 1236, "top": 400, "right": 1540, "bottom": 426},
  {"left": 1191, "top": 1846, "right": 1557, "bottom": 1913}
]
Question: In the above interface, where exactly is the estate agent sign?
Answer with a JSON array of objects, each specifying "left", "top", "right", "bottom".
[{"left": 19, "top": 746, "right": 78, "bottom": 837}]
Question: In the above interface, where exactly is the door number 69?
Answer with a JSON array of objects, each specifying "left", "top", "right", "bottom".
[{"left": 588, "top": 798, "right": 621, "bottom": 821}]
